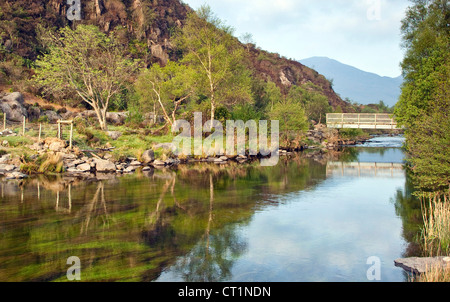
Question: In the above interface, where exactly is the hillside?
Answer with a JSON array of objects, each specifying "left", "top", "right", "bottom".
[
  {"left": 0, "top": 0, "right": 349, "bottom": 111},
  {"left": 299, "top": 57, "right": 403, "bottom": 107}
]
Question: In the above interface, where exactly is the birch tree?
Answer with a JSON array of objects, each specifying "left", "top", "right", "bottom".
[
  {"left": 34, "top": 25, "right": 139, "bottom": 130},
  {"left": 135, "top": 61, "right": 194, "bottom": 127},
  {"left": 175, "top": 5, "right": 253, "bottom": 124}
]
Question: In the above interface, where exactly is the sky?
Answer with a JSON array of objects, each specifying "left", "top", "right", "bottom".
[{"left": 181, "top": 0, "right": 412, "bottom": 78}]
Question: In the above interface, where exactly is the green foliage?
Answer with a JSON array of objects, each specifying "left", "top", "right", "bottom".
[
  {"left": 175, "top": 5, "right": 253, "bottom": 122},
  {"left": 33, "top": 25, "right": 140, "bottom": 130},
  {"left": 286, "top": 84, "right": 332, "bottom": 124},
  {"left": 338, "top": 128, "right": 367, "bottom": 140},
  {"left": 268, "top": 99, "right": 309, "bottom": 144},
  {"left": 135, "top": 60, "right": 193, "bottom": 125},
  {"left": 230, "top": 103, "right": 262, "bottom": 122},
  {"left": 394, "top": 0, "right": 450, "bottom": 192}
]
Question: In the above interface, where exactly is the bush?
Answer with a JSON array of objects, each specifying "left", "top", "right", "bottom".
[
  {"left": 339, "top": 128, "right": 367, "bottom": 139},
  {"left": 37, "top": 115, "right": 49, "bottom": 123},
  {"left": 38, "top": 153, "right": 64, "bottom": 173}
]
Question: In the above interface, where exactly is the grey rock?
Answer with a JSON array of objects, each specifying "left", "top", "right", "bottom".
[
  {"left": 5, "top": 171, "right": 27, "bottom": 179},
  {"left": 153, "top": 143, "right": 175, "bottom": 151},
  {"left": 0, "top": 92, "right": 28, "bottom": 122},
  {"left": 76, "top": 163, "right": 91, "bottom": 172},
  {"left": 66, "top": 167, "right": 81, "bottom": 173},
  {"left": 141, "top": 149, "right": 155, "bottom": 164},
  {"left": 0, "top": 154, "right": 11, "bottom": 164},
  {"left": 123, "top": 165, "right": 137, "bottom": 173},
  {"left": 93, "top": 159, "right": 116, "bottom": 173},
  {"left": 48, "top": 141, "right": 67, "bottom": 152},
  {"left": 106, "top": 131, "right": 122, "bottom": 140},
  {"left": 0, "top": 164, "right": 16, "bottom": 172},
  {"left": 152, "top": 159, "right": 166, "bottom": 166},
  {"left": 129, "top": 160, "right": 142, "bottom": 166},
  {"left": 42, "top": 110, "right": 62, "bottom": 123},
  {"left": 106, "top": 112, "right": 127, "bottom": 125},
  {"left": 394, "top": 257, "right": 450, "bottom": 274}
]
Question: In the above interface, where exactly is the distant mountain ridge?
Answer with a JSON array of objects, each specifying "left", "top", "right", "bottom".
[{"left": 299, "top": 57, "right": 403, "bottom": 107}]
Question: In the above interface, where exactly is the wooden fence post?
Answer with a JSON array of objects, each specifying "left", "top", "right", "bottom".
[
  {"left": 69, "top": 122, "right": 73, "bottom": 149},
  {"left": 39, "top": 123, "right": 42, "bottom": 141},
  {"left": 23, "top": 116, "right": 26, "bottom": 136}
]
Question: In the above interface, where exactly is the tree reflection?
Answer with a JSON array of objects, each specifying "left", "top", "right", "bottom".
[
  {"left": 391, "top": 173, "right": 423, "bottom": 257},
  {"left": 169, "top": 173, "right": 247, "bottom": 282}
]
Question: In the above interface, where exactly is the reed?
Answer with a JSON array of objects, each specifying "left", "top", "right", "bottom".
[
  {"left": 420, "top": 190, "right": 450, "bottom": 257},
  {"left": 411, "top": 263, "right": 450, "bottom": 282},
  {"left": 38, "top": 153, "right": 64, "bottom": 174}
]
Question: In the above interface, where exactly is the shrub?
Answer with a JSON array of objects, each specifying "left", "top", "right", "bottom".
[{"left": 38, "top": 153, "right": 64, "bottom": 173}]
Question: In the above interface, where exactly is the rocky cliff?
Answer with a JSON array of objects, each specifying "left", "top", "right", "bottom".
[{"left": 0, "top": 0, "right": 350, "bottom": 110}]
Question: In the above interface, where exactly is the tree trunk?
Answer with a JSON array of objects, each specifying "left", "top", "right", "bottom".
[
  {"left": 210, "top": 101, "right": 215, "bottom": 126},
  {"left": 93, "top": 106, "right": 108, "bottom": 131}
]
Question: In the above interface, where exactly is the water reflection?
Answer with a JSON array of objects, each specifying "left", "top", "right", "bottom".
[{"left": 0, "top": 138, "right": 423, "bottom": 282}]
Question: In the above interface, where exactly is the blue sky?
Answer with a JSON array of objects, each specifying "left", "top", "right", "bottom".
[{"left": 182, "top": 0, "right": 411, "bottom": 78}]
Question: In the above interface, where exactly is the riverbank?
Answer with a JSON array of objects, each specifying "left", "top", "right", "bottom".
[{"left": 0, "top": 122, "right": 375, "bottom": 180}]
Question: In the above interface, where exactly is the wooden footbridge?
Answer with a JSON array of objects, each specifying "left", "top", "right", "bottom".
[{"left": 326, "top": 113, "right": 400, "bottom": 129}]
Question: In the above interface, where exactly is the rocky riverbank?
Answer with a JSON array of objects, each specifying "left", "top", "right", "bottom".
[
  {"left": 0, "top": 131, "right": 355, "bottom": 181},
  {"left": 0, "top": 105, "right": 370, "bottom": 180}
]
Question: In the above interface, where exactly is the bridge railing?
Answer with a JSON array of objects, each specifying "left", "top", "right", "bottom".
[{"left": 326, "top": 113, "right": 399, "bottom": 129}]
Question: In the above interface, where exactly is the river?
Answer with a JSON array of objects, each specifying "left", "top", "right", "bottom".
[{"left": 0, "top": 136, "right": 422, "bottom": 282}]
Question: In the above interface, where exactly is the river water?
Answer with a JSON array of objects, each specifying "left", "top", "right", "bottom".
[{"left": 0, "top": 136, "right": 422, "bottom": 282}]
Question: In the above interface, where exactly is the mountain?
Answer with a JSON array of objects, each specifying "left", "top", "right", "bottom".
[
  {"left": 299, "top": 57, "right": 403, "bottom": 107},
  {"left": 0, "top": 1, "right": 350, "bottom": 111}
]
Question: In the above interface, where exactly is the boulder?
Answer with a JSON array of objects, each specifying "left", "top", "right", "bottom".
[
  {"left": 76, "top": 163, "right": 91, "bottom": 172},
  {"left": 129, "top": 160, "right": 142, "bottom": 166},
  {"left": 394, "top": 257, "right": 450, "bottom": 274},
  {"left": 0, "top": 92, "right": 28, "bottom": 122},
  {"left": 0, "top": 164, "right": 16, "bottom": 172},
  {"left": 123, "top": 165, "right": 137, "bottom": 173},
  {"left": 141, "top": 149, "right": 155, "bottom": 164},
  {"left": 106, "top": 112, "right": 127, "bottom": 125},
  {"left": 106, "top": 131, "right": 122, "bottom": 140},
  {"left": 152, "top": 159, "right": 166, "bottom": 166},
  {"left": 44, "top": 137, "right": 67, "bottom": 152},
  {"left": 5, "top": 171, "right": 28, "bottom": 179},
  {"left": 0, "top": 154, "right": 11, "bottom": 164},
  {"left": 93, "top": 159, "right": 116, "bottom": 173},
  {"left": 153, "top": 142, "right": 175, "bottom": 151},
  {"left": 42, "top": 110, "right": 62, "bottom": 123}
]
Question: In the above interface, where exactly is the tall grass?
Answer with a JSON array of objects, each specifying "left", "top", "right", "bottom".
[
  {"left": 38, "top": 153, "right": 64, "bottom": 173},
  {"left": 415, "top": 190, "right": 450, "bottom": 282},
  {"left": 413, "top": 263, "right": 450, "bottom": 282},
  {"left": 421, "top": 191, "right": 450, "bottom": 257}
]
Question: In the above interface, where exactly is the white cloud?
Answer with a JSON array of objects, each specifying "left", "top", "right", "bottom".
[{"left": 182, "top": 0, "right": 411, "bottom": 77}]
